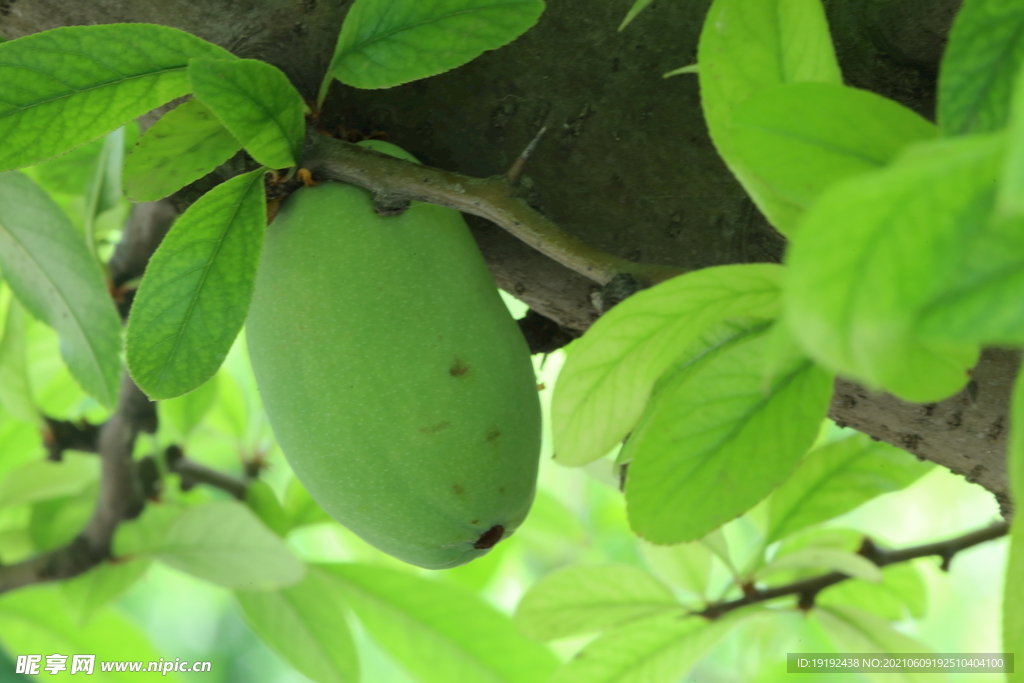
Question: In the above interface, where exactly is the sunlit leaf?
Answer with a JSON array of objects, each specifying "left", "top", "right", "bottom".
[
  {"left": 0, "top": 288, "right": 40, "bottom": 425},
  {"left": 29, "top": 127, "right": 137, "bottom": 198},
  {"left": 282, "top": 476, "right": 333, "bottom": 530},
  {"left": 83, "top": 127, "right": 127, "bottom": 260},
  {"left": 0, "top": 585, "right": 181, "bottom": 682},
  {"left": 819, "top": 562, "right": 927, "bottom": 620},
  {"left": 61, "top": 558, "right": 151, "bottom": 625},
  {"left": 236, "top": 564, "right": 359, "bottom": 683},
  {"left": 815, "top": 605, "right": 933, "bottom": 683},
  {"left": 0, "top": 454, "right": 99, "bottom": 509},
  {"left": 125, "top": 99, "right": 241, "bottom": 202},
  {"left": 757, "top": 548, "right": 881, "bottom": 583},
  {"left": 553, "top": 264, "right": 783, "bottom": 467},
  {"left": 728, "top": 82, "right": 936, "bottom": 215},
  {"left": 514, "top": 564, "right": 681, "bottom": 641},
  {"left": 938, "top": 0, "right": 1024, "bottom": 135},
  {"left": 0, "top": 172, "right": 123, "bottom": 407},
  {"left": 126, "top": 169, "right": 266, "bottom": 400},
  {"left": 638, "top": 539, "right": 713, "bottom": 601},
  {"left": 766, "top": 433, "right": 933, "bottom": 543},
  {"left": 785, "top": 134, "right": 999, "bottom": 402},
  {"left": 323, "top": 0, "right": 545, "bottom": 95},
  {"left": 0, "top": 24, "right": 234, "bottom": 172},
  {"left": 1000, "top": 65, "right": 1024, "bottom": 217},
  {"left": 698, "top": 0, "right": 840, "bottom": 234},
  {"left": 325, "top": 563, "right": 559, "bottom": 683},
  {"left": 29, "top": 484, "right": 97, "bottom": 551},
  {"left": 115, "top": 501, "right": 304, "bottom": 590},
  {"left": 625, "top": 323, "right": 833, "bottom": 543},
  {"left": 158, "top": 375, "right": 218, "bottom": 441},
  {"left": 1004, "top": 370, "right": 1024, "bottom": 668},
  {"left": 550, "top": 609, "right": 757, "bottom": 683},
  {"left": 190, "top": 58, "right": 304, "bottom": 170},
  {"left": 244, "top": 480, "right": 290, "bottom": 537}
]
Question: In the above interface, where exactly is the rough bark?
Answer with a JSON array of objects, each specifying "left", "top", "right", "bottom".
[{"left": 3, "top": 0, "right": 1011, "bottom": 507}]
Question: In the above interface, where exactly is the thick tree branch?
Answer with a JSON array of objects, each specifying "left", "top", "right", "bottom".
[
  {"left": 301, "top": 129, "right": 684, "bottom": 288},
  {"left": 696, "top": 521, "right": 1008, "bottom": 620}
]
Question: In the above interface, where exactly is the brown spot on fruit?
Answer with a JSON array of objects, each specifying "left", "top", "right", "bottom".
[
  {"left": 420, "top": 421, "right": 451, "bottom": 435},
  {"left": 498, "top": 486, "right": 506, "bottom": 494},
  {"left": 485, "top": 427, "right": 501, "bottom": 443},
  {"left": 449, "top": 357, "right": 470, "bottom": 377},
  {"left": 474, "top": 525, "right": 504, "bottom": 549},
  {"left": 451, "top": 484, "right": 464, "bottom": 495},
  {"left": 470, "top": 519, "right": 479, "bottom": 525}
]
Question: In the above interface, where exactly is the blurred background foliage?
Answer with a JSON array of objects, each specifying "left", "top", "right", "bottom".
[
  {"left": 0, "top": 284, "right": 1006, "bottom": 681},
  {"left": 0, "top": 122, "right": 1008, "bottom": 682}
]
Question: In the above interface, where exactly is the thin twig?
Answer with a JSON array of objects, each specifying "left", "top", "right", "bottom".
[
  {"left": 301, "top": 129, "right": 683, "bottom": 288},
  {"left": 505, "top": 125, "right": 547, "bottom": 186},
  {"left": 0, "top": 374, "right": 151, "bottom": 594},
  {"left": 695, "top": 521, "right": 1009, "bottom": 620},
  {"left": 164, "top": 445, "right": 250, "bottom": 500}
]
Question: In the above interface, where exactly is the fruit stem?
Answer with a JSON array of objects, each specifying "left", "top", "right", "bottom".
[{"left": 301, "top": 130, "right": 683, "bottom": 287}]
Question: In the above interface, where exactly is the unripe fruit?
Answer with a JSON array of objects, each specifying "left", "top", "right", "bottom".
[{"left": 246, "top": 141, "right": 542, "bottom": 569}]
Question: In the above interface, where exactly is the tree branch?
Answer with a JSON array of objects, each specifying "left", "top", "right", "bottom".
[
  {"left": 0, "top": 374, "right": 152, "bottom": 595},
  {"left": 695, "top": 521, "right": 1009, "bottom": 620},
  {"left": 301, "top": 129, "right": 684, "bottom": 288},
  {"left": 164, "top": 445, "right": 250, "bottom": 500}
]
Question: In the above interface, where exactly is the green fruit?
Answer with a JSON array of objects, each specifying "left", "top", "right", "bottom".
[{"left": 246, "top": 140, "right": 542, "bottom": 569}]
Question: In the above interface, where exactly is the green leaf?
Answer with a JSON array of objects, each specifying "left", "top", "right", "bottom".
[
  {"left": 60, "top": 558, "right": 151, "bottom": 625},
  {"left": 189, "top": 58, "right": 304, "bottom": 170},
  {"left": 158, "top": 375, "right": 218, "bottom": 440},
  {"left": 663, "top": 64, "right": 699, "bottom": 78},
  {"left": 323, "top": 0, "right": 546, "bottom": 95},
  {"left": 83, "top": 127, "right": 127, "bottom": 261},
  {"left": 728, "top": 82, "right": 936, "bottom": 214},
  {"left": 514, "top": 564, "right": 681, "bottom": 641},
  {"left": 619, "top": 0, "right": 656, "bottom": 31},
  {"left": 1000, "top": 65, "right": 1024, "bottom": 217},
  {"left": 125, "top": 99, "right": 242, "bottom": 202},
  {"left": 553, "top": 264, "right": 783, "bottom": 467},
  {"left": 0, "top": 288, "right": 40, "bottom": 425},
  {"left": 0, "top": 585, "right": 180, "bottom": 682},
  {"left": 282, "top": 476, "right": 333, "bottom": 530},
  {"left": 0, "top": 172, "right": 123, "bottom": 407},
  {"left": 819, "top": 562, "right": 927, "bottom": 620},
  {"left": 698, "top": 0, "right": 841, "bottom": 235},
  {"left": 1004, "top": 370, "right": 1024, "bottom": 668},
  {"left": 0, "top": 454, "right": 99, "bottom": 509},
  {"left": 126, "top": 169, "right": 266, "bottom": 400},
  {"left": 938, "top": 0, "right": 1024, "bottom": 135},
  {"left": 550, "top": 609, "right": 755, "bottom": 683},
  {"left": 766, "top": 433, "right": 933, "bottom": 543},
  {"left": 236, "top": 564, "right": 359, "bottom": 683},
  {"left": 325, "top": 563, "right": 559, "bottom": 683},
  {"left": 244, "top": 480, "right": 290, "bottom": 537},
  {"left": 28, "top": 127, "right": 137, "bottom": 198},
  {"left": 0, "top": 24, "right": 235, "bottom": 172},
  {"left": 29, "top": 484, "right": 97, "bottom": 551},
  {"left": 914, "top": 86, "right": 1024, "bottom": 345},
  {"left": 624, "top": 323, "right": 833, "bottom": 544},
  {"left": 638, "top": 539, "right": 713, "bottom": 601},
  {"left": 115, "top": 500, "right": 305, "bottom": 589},
  {"left": 815, "top": 605, "right": 933, "bottom": 683},
  {"left": 784, "top": 134, "right": 1001, "bottom": 402},
  {"left": 916, "top": 212, "right": 1024, "bottom": 346},
  {"left": 113, "top": 502, "right": 183, "bottom": 557},
  {"left": 757, "top": 548, "right": 882, "bottom": 583}
]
